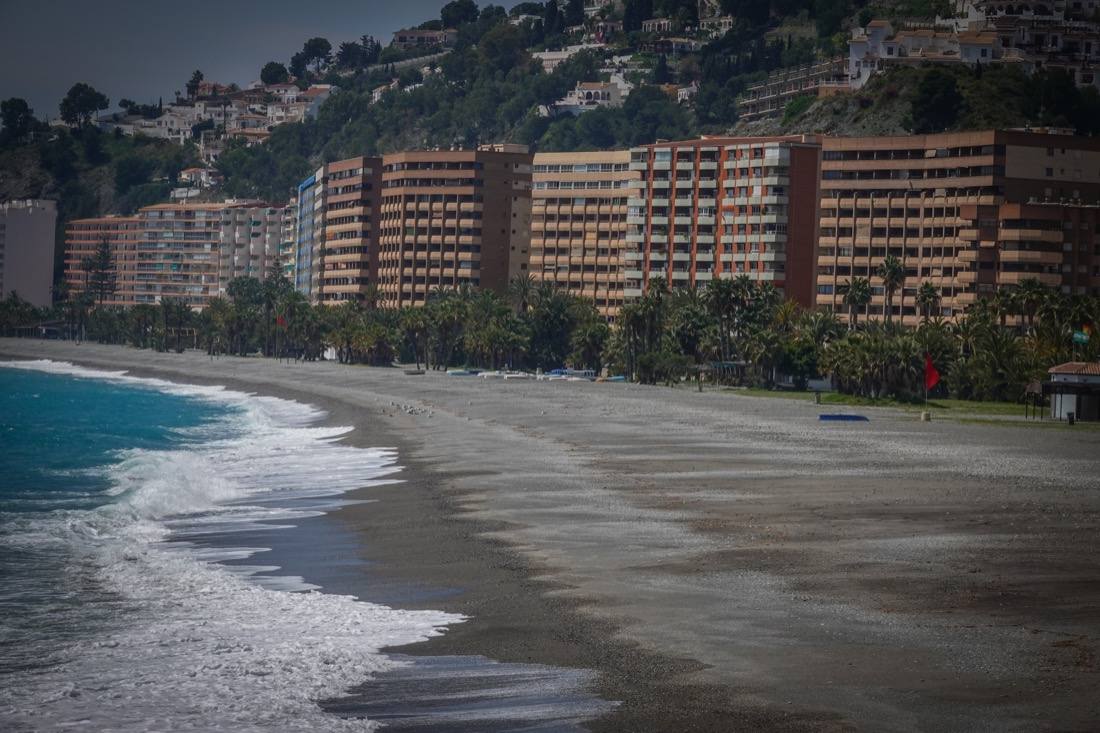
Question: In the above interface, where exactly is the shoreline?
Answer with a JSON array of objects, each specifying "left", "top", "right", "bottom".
[
  {"left": 3, "top": 339, "right": 1099, "bottom": 732},
  {"left": 0, "top": 346, "right": 740, "bottom": 730}
]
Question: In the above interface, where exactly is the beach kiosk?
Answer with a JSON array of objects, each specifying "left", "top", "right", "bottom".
[{"left": 1043, "top": 362, "right": 1100, "bottom": 422}]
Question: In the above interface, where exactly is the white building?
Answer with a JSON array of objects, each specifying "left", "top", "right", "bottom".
[
  {"left": 531, "top": 43, "right": 605, "bottom": 72},
  {"left": 1046, "top": 361, "right": 1100, "bottom": 421},
  {"left": 850, "top": 2, "right": 1100, "bottom": 91},
  {"left": 543, "top": 80, "right": 627, "bottom": 116},
  {"left": 216, "top": 204, "right": 291, "bottom": 287}
]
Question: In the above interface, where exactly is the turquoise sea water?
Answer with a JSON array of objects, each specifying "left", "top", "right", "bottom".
[
  {"left": 0, "top": 367, "right": 231, "bottom": 515},
  {"left": 0, "top": 360, "right": 460, "bottom": 731},
  {"left": 0, "top": 359, "right": 612, "bottom": 732}
]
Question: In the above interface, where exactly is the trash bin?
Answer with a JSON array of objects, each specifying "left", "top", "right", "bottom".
[
  {"left": 1068, "top": 412, "right": 1076, "bottom": 426},
  {"left": 814, "top": 391, "right": 821, "bottom": 405}
]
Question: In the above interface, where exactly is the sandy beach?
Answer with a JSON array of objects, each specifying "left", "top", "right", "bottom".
[{"left": 3, "top": 338, "right": 1099, "bottom": 732}]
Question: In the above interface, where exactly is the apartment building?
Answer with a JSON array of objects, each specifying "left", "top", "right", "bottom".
[
  {"left": 1, "top": 199, "right": 58, "bottom": 307},
  {"left": 280, "top": 195, "right": 298, "bottom": 283},
  {"left": 530, "top": 151, "right": 639, "bottom": 318},
  {"left": 625, "top": 136, "right": 823, "bottom": 306},
  {"left": 376, "top": 146, "right": 532, "bottom": 308},
  {"left": 390, "top": 28, "right": 458, "bottom": 50},
  {"left": 737, "top": 58, "right": 848, "bottom": 122},
  {"left": 63, "top": 215, "right": 141, "bottom": 306},
  {"left": 65, "top": 202, "right": 287, "bottom": 309},
  {"left": 299, "top": 157, "right": 384, "bottom": 305},
  {"left": 814, "top": 130, "right": 1100, "bottom": 325},
  {"left": 851, "top": 2, "right": 1100, "bottom": 92}
]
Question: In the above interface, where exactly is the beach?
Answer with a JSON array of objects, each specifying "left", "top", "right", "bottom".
[{"left": 2, "top": 338, "right": 1099, "bottom": 732}]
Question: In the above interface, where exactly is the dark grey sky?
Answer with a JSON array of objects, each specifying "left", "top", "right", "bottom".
[{"left": 0, "top": 0, "right": 497, "bottom": 120}]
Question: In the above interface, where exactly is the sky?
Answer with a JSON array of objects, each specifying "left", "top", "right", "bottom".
[{"left": 0, "top": 0, "right": 496, "bottom": 120}]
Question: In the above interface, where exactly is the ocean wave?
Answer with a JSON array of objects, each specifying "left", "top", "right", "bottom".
[{"left": 0, "top": 359, "right": 465, "bottom": 731}]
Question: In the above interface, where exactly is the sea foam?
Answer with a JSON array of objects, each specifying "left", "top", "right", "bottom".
[{"left": 0, "top": 360, "right": 464, "bottom": 731}]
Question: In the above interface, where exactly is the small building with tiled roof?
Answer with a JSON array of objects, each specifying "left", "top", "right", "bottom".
[{"left": 1044, "top": 361, "right": 1100, "bottom": 421}]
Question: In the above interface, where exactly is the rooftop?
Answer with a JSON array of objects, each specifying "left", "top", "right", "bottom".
[{"left": 1049, "top": 362, "right": 1100, "bottom": 376}]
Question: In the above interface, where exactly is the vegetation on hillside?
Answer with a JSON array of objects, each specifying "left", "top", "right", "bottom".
[
  {"left": 1, "top": 87, "right": 201, "bottom": 280},
  {"left": 216, "top": 0, "right": 856, "bottom": 200},
  {"left": 754, "top": 62, "right": 1100, "bottom": 137}
]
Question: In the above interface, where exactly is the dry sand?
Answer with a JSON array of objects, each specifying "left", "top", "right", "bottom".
[{"left": 3, "top": 339, "right": 1099, "bottom": 732}]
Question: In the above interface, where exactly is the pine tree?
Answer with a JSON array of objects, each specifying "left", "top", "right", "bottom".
[{"left": 87, "top": 239, "right": 117, "bottom": 305}]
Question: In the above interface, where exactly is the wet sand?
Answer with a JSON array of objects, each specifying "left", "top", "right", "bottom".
[{"left": 3, "top": 339, "right": 1099, "bottom": 732}]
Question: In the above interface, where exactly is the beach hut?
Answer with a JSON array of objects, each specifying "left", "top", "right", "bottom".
[{"left": 1043, "top": 362, "right": 1100, "bottom": 422}]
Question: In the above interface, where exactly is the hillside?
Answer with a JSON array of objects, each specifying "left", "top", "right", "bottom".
[
  {"left": 0, "top": 127, "right": 200, "bottom": 276},
  {"left": 5, "top": 0, "right": 1100, "bottom": 268},
  {"left": 743, "top": 63, "right": 1100, "bottom": 137}
]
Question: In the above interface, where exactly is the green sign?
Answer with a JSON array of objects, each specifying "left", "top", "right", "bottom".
[{"left": 1073, "top": 331, "right": 1090, "bottom": 345}]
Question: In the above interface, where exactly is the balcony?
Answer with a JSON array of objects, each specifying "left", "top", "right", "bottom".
[
  {"left": 997, "top": 270, "right": 1062, "bottom": 287},
  {"left": 1000, "top": 249, "right": 1064, "bottom": 265},
  {"left": 999, "top": 229, "right": 1063, "bottom": 244}
]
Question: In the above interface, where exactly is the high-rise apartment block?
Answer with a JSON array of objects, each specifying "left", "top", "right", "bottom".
[
  {"left": 65, "top": 202, "right": 288, "bottom": 309},
  {"left": 530, "top": 151, "right": 639, "bottom": 318},
  {"left": 58, "top": 131, "right": 1100, "bottom": 322},
  {"left": 625, "top": 136, "right": 823, "bottom": 306},
  {"left": 1, "top": 199, "right": 58, "bottom": 307},
  {"left": 297, "top": 156, "right": 383, "bottom": 305},
  {"left": 64, "top": 215, "right": 141, "bottom": 306},
  {"left": 376, "top": 146, "right": 532, "bottom": 308},
  {"left": 815, "top": 130, "right": 1100, "bottom": 325}
]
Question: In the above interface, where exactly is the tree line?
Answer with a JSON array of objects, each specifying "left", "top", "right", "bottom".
[
  {"left": 3, "top": 262, "right": 1097, "bottom": 404},
  {"left": 0, "top": 264, "right": 612, "bottom": 373}
]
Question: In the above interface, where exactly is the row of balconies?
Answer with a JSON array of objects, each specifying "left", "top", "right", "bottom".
[
  {"left": 720, "top": 233, "right": 787, "bottom": 244},
  {"left": 818, "top": 236, "right": 969, "bottom": 247},
  {"left": 820, "top": 218, "right": 966, "bottom": 230}
]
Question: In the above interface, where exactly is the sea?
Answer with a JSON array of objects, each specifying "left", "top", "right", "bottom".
[{"left": 0, "top": 360, "right": 609, "bottom": 731}]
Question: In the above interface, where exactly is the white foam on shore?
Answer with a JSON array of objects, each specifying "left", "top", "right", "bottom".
[{"left": 0, "top": 359, "right": 464, "bottom": 731}]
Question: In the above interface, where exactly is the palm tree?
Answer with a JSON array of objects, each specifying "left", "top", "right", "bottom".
[
  {"left": 841, "top": 276, "right": 871, "bottom": 330},
  {"left": 702, "top": 277, "right": 737, "bottom": 364},
  {"left": 400, "top": 307, "right": 429, "bottom": 370},
  {"left": 876, "top": 255, "right": 905, "bottom": 324},
  {"left": 1014, "top": 277, "right": 1048, "bottom": 332},
  {"left": 508, "top": 273, "right": 537, "bottom": 315},
  {"left": 797, "top": 309, "right": 841, "bottom": 347},
  {"left": 915, "top": 281, "right": 940, "bottom": 323}
]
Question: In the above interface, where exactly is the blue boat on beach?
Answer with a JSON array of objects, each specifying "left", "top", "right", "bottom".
[{"left": 819, "top": 414, "right": 869, "bottom": 422}]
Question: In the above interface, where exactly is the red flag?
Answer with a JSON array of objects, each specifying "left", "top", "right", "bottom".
[
  {"left": 276, "top": 314, "right": 287, "bottom": 327},
  {"left": 924, "top": 353, "right": 940, "bottom": 392}
]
